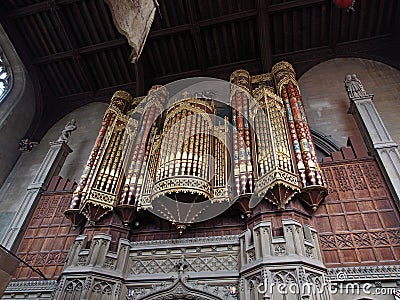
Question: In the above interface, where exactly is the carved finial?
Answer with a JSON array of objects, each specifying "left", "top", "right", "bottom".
[
  {"left": 176, "top": 255, "right": 187, "bottom": 277},
  {"left": 176, "top": 223, "right": 187, "bottom": 235},
  {"left": 344, "top": 74, "right": 368, "bottom": 99},
  {"left": 56, "top": 119, "right": 77, "bottom": 143}
]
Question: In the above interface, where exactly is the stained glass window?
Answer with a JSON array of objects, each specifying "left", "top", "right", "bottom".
[{"left": 0, "top": 52, "right": 10, "bottom": 101}]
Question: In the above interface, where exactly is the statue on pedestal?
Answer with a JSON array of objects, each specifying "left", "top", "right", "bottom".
[
  {"left": 57, "top": 119, "right": 77, "bottom": 143},
  {"left": 345, "top": 74, "right": 368, "bottom": 99}
]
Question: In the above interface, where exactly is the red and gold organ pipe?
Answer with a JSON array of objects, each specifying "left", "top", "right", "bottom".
[
  {"left": 66, "top": 91, "right": 135, "bottom": 224},
  {"left": 65, "top": 62, "right": 327, "bottom": 230},
  {"left": 230, "top": 70, "right": 254, "bottom": 196},
  {"left": 272, "top": 62, "right": 327, "bottom": 209},
  {"left": 249, "top": 76, "right": 300, "bottom": 209}
]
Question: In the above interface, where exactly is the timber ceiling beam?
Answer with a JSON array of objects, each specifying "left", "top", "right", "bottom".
[
  {"left": 56, "top": 82, "right": 137, "bottom": 104},
  {"left": 32, "top": 39, "right": 128, "bottom": 64},
  {"left": 53, "top": 5, "right": 96, "bottom": 92},
  {"left": 154, "top": 58, "right": 261, "bottom": 84},
  {"left": 328, "top": 1, "right": 340, "bottom": 48},
  {"left": 273, "top": 35, "right": 394, "bottom": 76},
  {"left": 31, "top": 7, "right": 258, "bottom": 66},
  {"left": 187, "top": 0, "right": 207, "bottom": 72},
  {"left": 197, "top": 10, "right": 257, "bottom": 27},
  {"left": 53, "top": 58, "right": 261, "bottom": 104},
  {"left": 149, "top": 24, "right": 192, "bottom": 39},
  {"left": 269, "top": 0, "right": 326, "bottom": 13},
  {"left": 7, "top": 0, "right": 82, "bottom": 19},
  {"left": 257, "top": 0, "right": 272, "bottom": 72},
  {"left": 139, "top": 9, "right": 258, "bottom": 40}
]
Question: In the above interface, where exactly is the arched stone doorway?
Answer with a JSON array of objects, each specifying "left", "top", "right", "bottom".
[{"left": 136, "top": 277, "right": 224, "bottom": 300}]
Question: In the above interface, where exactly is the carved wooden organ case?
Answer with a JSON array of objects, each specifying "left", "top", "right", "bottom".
[{"left": 65, "top": 62, "right": 327, "bottom": 231}]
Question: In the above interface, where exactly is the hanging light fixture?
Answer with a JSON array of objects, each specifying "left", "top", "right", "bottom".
[{"left": 334, "top": 0, "right": 355, "bottom": 11}]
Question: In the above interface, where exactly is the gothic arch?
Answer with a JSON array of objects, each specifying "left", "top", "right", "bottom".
[
  {"left": 296, "top": 54, "right": 400, "bottom": 78},
  {"left": 64, "top": 279, "right": 83, "bottom": 300},
  {"left": 137, "top": 277, "right": 223, "bottom": 300}
]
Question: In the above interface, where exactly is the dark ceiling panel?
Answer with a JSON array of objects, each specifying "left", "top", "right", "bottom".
[
  {"left": 68, "top": 2, "right": 96, "bottom": 46},
  {"left": 235, "top": 20, "right": 259, "bottom": 62},
  {"left": 39, "top": 64, "right": 60, "bottom": 96},
  {"left": 194, "top": 0, "right": 256, "bottom": 21},
  {"left": 91, "top": 56, "right": 109, "bottom": 90},
  {"left": 3, "top": 0, "right": 43, "bottom": 10},
  {"left": 96, "top": 0, "right": 120, "bottom": 40},
  {"left": 202, "top": 18, "right": 259, "bottom": 68},
  {"left": 271, "top": 2, "right": 331, "bottom": 54},
  {"left": 79, "top": 48, "right": 136, "bottom": 91},
  {"left": 48, "top": 61, "right": 69, "bottom": 96},
  {"left": 66, "top": 59, "right": 87, "bottom": 92},
  {"left": 82, "top": 52, "right": 111, "bottom": 90},
  {"left": 152, "top": 0, "right": 189, "bottom": 30},
  {"left": 271, "top": 13, "right": 283, "bottom": 54},
  {"left": 16, "top": 15, "right": 43, "bottom": 55},
  {"left": 113, "top": 47, "right": 135, "bottom": 83},
  {"left": 39, "top": 59, "right": 88, "bottom": 97},
  {"left": 2, "top": 1, "right": 20, "bottom": 11},
  {"left": 147, "top": 32, "right": 198, "bottom": 78},
  {"left": 0, "top": 0, "right": 399, "bottom": 140}
]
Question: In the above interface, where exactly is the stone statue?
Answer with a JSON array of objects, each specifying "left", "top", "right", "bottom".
[
  {"left": 344, "top": 74, "right": 368, "bottom": 98},
  {"left": 57, "top": 119, "right": 77, "bottom": 142}
]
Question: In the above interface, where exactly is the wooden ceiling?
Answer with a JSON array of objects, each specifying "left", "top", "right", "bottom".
[{"left": 1, "top": 0, "right": 399, "bottom": 139}]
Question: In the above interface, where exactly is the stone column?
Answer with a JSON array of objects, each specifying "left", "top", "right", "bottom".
[
  {"left": 0, "top": 141, "right": 72, "bottom": 250},
  {"left": 346, "top": 74, "right": 400, "bottom": 204}
]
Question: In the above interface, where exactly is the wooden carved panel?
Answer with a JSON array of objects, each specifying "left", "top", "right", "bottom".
[
  {"left": 14, "top": 192, "right": 79, "bottom": 280},
  {"left": 315, "top": 158, "right": 400, "bottom": 267}
]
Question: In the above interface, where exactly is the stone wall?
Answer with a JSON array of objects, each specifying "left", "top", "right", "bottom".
[
  {"left": 0, "top": 102, "right": 107, "bottom": 241},
  {"left": 3, "top": 143, "right": 400, "bottom": 299},
  {"left": 299, "top": 57, "right": 400, "bottom": 147},
  {"left": 0, "top": 25, "right": 35, "bottom": 188},
  {"left": 50, "top": 219, "right": 328, "bottom": 300}
]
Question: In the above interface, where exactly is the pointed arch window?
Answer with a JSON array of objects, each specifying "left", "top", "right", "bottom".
[{"left": 0, "top": 51, "right": 11, "bottom": 101}]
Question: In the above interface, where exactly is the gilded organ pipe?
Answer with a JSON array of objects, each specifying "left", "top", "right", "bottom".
[
  {"left": 272, "top": 62, "right": 327, "bottom": 209},
  {"left": 67, "top": 91, "right": 134, "bottom": 223},
  {"left": 232, "top": 112, "right": 241, "bottom": 196},
  {"left": 293, "top": 85, "right": 323, "bottom": 186},
  {"left": 193, "top": 115, "right": 201, "bottom": 176},
  {"left": 65, "top": 63, "right": 327, "bottom": 230},
  {"left": 135, "top": 122, "right": 157, "bottom": 199},
  {"left": 230, "top": 69, "right": 254, "bottom": 196},
  {"left": 69, "top": 113, "right": 115, "bottom": 210}
]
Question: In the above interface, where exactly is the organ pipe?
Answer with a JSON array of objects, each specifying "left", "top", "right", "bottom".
[
  {"left": 272, "top": 62, "right": 327, "bottom": 209},
  {"left": 66, "top": 63, "right": 327, "bottom": 230}
]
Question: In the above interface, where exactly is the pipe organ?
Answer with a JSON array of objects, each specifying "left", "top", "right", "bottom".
[
  {"left": 65, "top": 62, "right": 327, "bottom": 231},
  {"left": 151, "top": 98, "right": 216, "bottom": 201}
]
